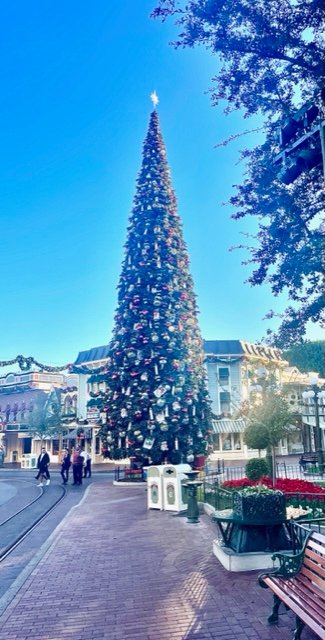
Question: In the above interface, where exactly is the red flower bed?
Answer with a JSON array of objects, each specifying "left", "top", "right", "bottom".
[{"left": 222, "top": 476, "right": 325, "bottom": 495}]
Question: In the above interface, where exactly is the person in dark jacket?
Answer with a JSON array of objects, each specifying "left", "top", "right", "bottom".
[
  {"left": 35, "top": 446, "right": 51, "bottom": 486},
  {"left": 60, "top": 448, "right": 71, "bottom": 484},
  {"left": 71, "top": 447, "right": 84, "bottom": 485}
]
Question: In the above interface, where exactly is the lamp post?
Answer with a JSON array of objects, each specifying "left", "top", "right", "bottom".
[
  {"left": 250, "top": 367, "right": 274, "bottom": 480},
  {"left": 302, "top": 376, "right": 325, "bottom": 476}
]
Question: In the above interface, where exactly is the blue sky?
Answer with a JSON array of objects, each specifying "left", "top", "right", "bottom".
[{"left": 0, "top": 1, "right": 321, "bottom": 370}]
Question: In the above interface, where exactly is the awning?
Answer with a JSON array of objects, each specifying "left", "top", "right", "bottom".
[
  {"left": 211, "top": 419, "right": 246, "bottom": 434},
  {"left": 302, "top": 417, "right": 325, "bottom": 430},
  {"left": 65, "top": 427, "right": 93, "bottom": 440}
]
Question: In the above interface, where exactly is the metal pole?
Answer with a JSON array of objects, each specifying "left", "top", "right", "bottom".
[{"left": 313, "top": 385, "right": 324, "bottom": 476}]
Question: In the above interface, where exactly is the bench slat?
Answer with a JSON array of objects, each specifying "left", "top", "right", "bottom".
[
  {"left": 306, "top": 538, "right": 325, "bottom": 555},
  {"left": 303, "top": 554, "right": 325, "bottom": 578},
  {"left": 277, "top": 576, "right": 325, "bottom": 618},
  {"left": 307, "top": 542, "right": 325, "bottom": 557},
  {"left": 301, "top": 565, "right": 325, "bottom": 590},
  {"left": 307, "top": 531, "right": 325, "bottom": 544},
  {"left": 284, "top": 577, "right": 325, "bottom": 620},
  {"left": 296, "top": 572, "right": 325, "bottom": 602},
  {"left": 260, "top": 531, "right": 325, "bottom": 639},
  {"left": 264, "top": 578, "right": 324, "bottom": 637}
]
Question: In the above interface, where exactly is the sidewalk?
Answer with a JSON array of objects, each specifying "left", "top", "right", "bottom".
[
  {"left": 0, "top": 480, "right": 318, "bottom": 640},
  {"left": 0, "top": 463, "right": 116, "bottom": 472}
]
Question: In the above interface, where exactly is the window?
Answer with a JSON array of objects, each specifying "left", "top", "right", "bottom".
[
  {"left": 218, "top": 367, "right": 229, "bottom": 383},
  {"left": 218, "top": 433, "right": 243, "bottom": 451},
  {"left": 52, "top": 439, "right": 60, "bottom": 456},
  {"left": 212, "top": 434, "right": 220, "bottom": 450},
  {"left": 23, "top": 438, "right": 32, "bottom": 454},
  {"left": 222, "top": 436, "right": 231, "bottom": 451},
  {"left": 219, "top": 391, "right": 231, "bottom": 414}
]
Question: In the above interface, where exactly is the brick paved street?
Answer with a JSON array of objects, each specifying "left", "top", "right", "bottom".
[{"left": 0, "top": 481, "right": 319, "bottom": 640}]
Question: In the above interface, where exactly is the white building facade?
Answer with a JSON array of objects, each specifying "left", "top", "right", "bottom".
[
  {"left": 0, "top": 370, "right": 78, "bottom": 464},
  {"left": 204, "top": 340, "right": 316, "bottom": 461}
]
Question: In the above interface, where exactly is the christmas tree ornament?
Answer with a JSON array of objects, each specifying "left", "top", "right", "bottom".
[
  {"left": 153, "top": 385, "right": 166, "bottom": 398},
  {"left": 156, "top": 398, "right": 165, "bottom": 408},
  {"left": 155, "top": 413, "right": 165, "bottom": 423}
]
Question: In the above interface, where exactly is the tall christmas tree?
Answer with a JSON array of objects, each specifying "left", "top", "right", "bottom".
[{"left": 98, "top": 98, "right": 211, "bottom": 464}]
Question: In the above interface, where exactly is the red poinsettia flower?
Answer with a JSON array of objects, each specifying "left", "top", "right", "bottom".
[{"left": 222, "top": 477, "right": 325, "bottom": 504}]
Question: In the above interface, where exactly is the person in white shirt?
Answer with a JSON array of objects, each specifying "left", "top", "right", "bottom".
[{"left": 83, "top": 451, "right": 92, "bottom": 478}]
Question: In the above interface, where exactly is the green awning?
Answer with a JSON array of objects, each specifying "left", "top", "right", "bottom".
[{"left": 212, "top": 419, "right": 246, "bottom": 434}]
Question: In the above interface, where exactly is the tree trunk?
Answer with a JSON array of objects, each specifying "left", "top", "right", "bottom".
[
  {"left": 272, "top": 446, "right": 277, "bottom": 488},
  {"left": 266, "top": 445, "right": 273, "bottom": 484}
]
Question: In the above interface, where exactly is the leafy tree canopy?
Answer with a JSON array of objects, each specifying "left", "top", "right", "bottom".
[
  {"left": 243, "top": 421, "right": 269, "bottom": 452},
  {"left": 152, "top": 0, "right": 324, "bottom": 346},
  {"left": 245, "top": 457, "right": 269, "bottom": 481},
  {"left": 246, "top": 391, "right": 294, "bottom": 447},
  {"left": 229, "top": 136, "right": 324, "bottom": 347},
  {"left": 27, "top": 389, "right": 65, "bottom": 441},
  {"left": 283, "top": 340, "right": 325, "bottom": 377},
  {"left": 152, "top": 0, "right": 323, "bottom": 119}
]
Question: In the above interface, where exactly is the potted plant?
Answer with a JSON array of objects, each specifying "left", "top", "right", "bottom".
[{"left": 233, "top": 485, "right": 286, "bottom": 524}]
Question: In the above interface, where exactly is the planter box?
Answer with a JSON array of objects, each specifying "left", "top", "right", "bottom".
[
  {"left": 232, "top": 491, "right": 286, "bottom": 525},
  {"left": 194, "top": 455, "right": 206, "bottom": 470}
]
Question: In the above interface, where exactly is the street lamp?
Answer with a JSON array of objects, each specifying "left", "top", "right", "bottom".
[{"left": 302, "top": 375, "right": 325, "bottom": 476}]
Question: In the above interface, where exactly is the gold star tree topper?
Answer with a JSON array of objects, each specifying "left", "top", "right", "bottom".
[{"left": 150, "top": 91, "right": 159, "bottom": 108}]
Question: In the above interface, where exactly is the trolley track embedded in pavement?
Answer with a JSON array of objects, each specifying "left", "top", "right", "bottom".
[
  {"left": 0, "top": 479, "right": 45, "bottom": 527},
  {"left": 0, "top": 483, "right": 67, "bottom": 562}
]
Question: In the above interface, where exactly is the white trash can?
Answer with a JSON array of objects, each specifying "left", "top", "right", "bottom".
[
  {"left": 147, "top": 465, "right": 165, "bottom": 510},
  {"left": 162, "top": 464, "right": 191, "bottom": 512},
  {"left": 21, "top": 453, "right": 38, "bottom": 469}
]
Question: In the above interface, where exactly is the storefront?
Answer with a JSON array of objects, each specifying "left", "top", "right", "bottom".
[{"left": 209, "top": 419, "right": 256, "bottom": 461}]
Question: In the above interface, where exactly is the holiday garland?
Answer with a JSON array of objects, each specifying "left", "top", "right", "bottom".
[{"left": 0, "top": 355, "right": 106, "bottom": 375}]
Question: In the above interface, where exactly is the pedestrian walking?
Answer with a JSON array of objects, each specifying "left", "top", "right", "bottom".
[
  {"left": 83, "top": 451, "right": 92, "bottom": 478},
  {"left": 71, "top": 446, "right": 84, "bottom": 485},
  {"left": 60, "top": 448, "right": 71, "bottom": 484},
  {"left": 35, "top": 446, "right": 51, "bottom": 486}
]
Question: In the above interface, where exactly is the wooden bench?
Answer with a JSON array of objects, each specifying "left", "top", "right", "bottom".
[{"left": 259, "top": 530, "right": 325, "bottom": 639}]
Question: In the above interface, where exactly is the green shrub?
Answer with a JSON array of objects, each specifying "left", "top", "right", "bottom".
[{"left": 245, "top": 458, "right": 269, "bottom": 482}]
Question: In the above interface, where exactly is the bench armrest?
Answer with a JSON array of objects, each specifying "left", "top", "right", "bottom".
[
  {"left": 258, "top": 550, "right": 304, "bottom": 587},
  {"left": 258, "top": 531, "right": 312, "bottom": 586}
]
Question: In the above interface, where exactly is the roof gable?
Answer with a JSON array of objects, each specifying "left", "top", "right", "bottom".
[{"left": 74, "top": 345, "right": 110, "bottom": 365}]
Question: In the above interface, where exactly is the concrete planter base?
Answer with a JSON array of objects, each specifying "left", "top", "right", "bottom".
[{"left": 213, "top": 538, "right": 281, "bottom": 572}]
